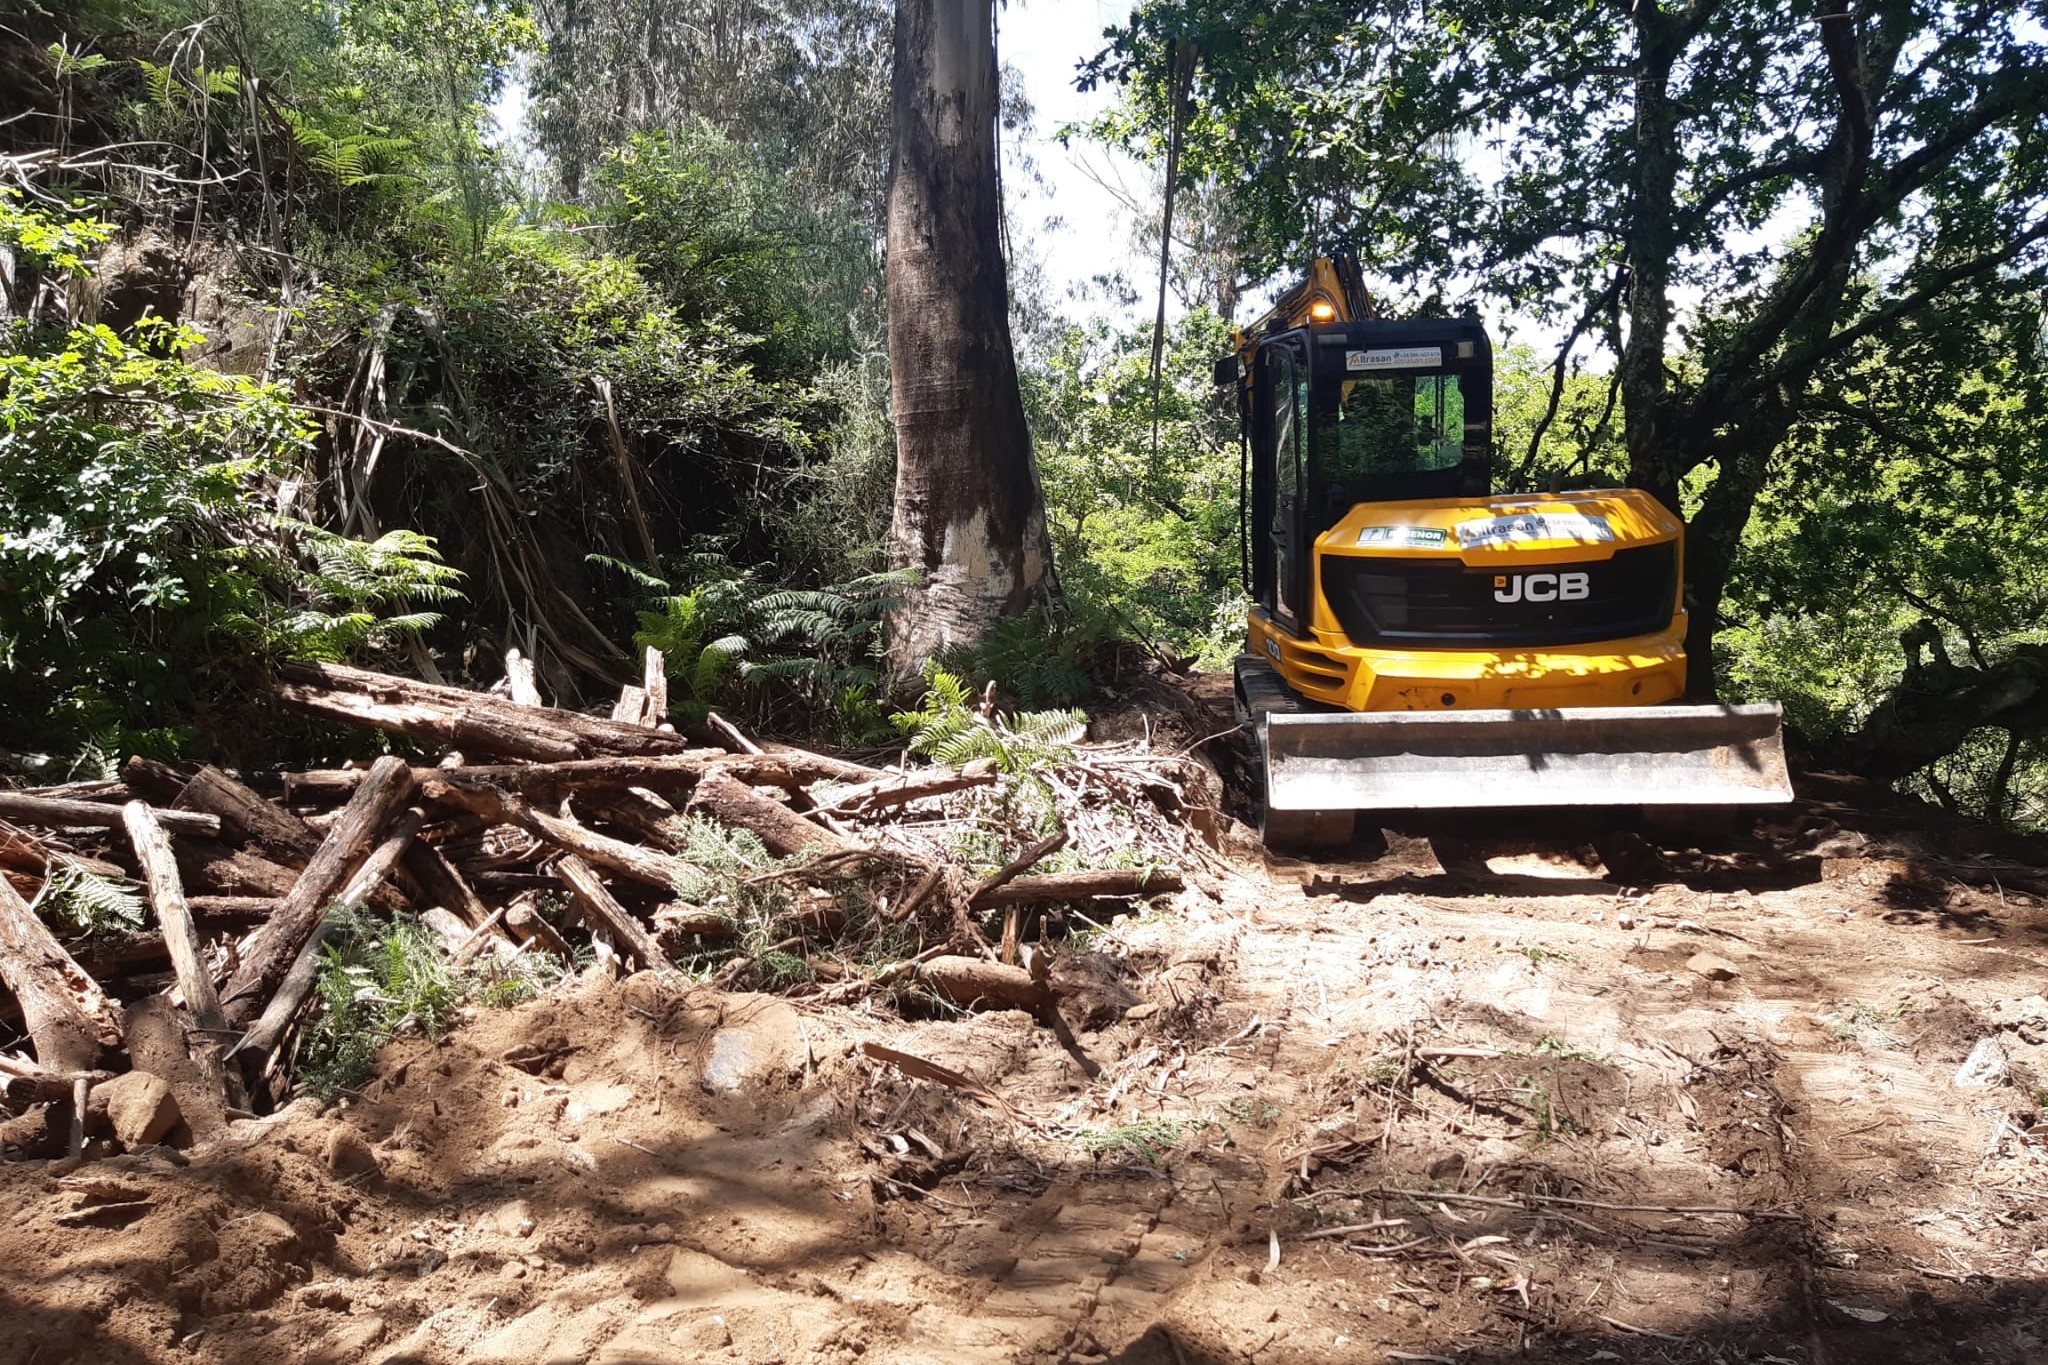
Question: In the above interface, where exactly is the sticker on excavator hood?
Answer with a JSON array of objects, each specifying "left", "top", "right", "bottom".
[
  {"left": 1455, "top": 512, "right": 1615, "bottom": 548},
  {"left": 1355, "top": 525, "right": 1449, "bottom": 548},
  {"left": 1346, "top": 346, "right": 1443, "bottom": 371}
]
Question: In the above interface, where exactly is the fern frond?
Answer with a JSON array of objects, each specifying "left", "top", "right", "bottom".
[
  {"left": 1003, "top": 708, "right": 1089, "bottom": 745},
  {"left": 40, "top": 864, "right": 146, "bottom": 934},
  {"left": 587, "top": 553, "right": 672, "bottom": 592}
]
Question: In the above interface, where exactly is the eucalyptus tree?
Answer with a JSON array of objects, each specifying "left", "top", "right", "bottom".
[
  {"left": 1087, "top": 0, "right": 2048, "bottom": 696},
  {"left": 885, "top": 0, "right": 1052, "bottom": 678},
  {"left": 530, "top": 0, "right": 892, "bottom": 211}
]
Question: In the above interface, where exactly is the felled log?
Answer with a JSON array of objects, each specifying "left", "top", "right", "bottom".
[
  {"left": 260, "top": 751, "right": 889, "bottom": 803},
  {"left": 169, "top": 765, "right": 319, "bottom": 862},
  {"left": 275, "top": 660, "right": 697, "bottom": 760},
  {"left": 220, "top": 756, "right": 418, "bottom": 1028},
  {"left": 1, "top": 1059, "right": 113, "bottom": 1108},
  {"left": 421, "top": 777, "right": 693, "bottom": 890},
  {"left": 68, "top": 905, "right": 270, "bottom": 977},
  {"left": 970, "top": 832, "right": 1069, "bottom": 907},
  {"left": 584, "top": 788, "right": 690, "bottom": 852},
  {"left": 816, "top": 767, "right": 997, "bottom": 817},
  {"left": 685, "top": 770, "right": 866, "bottom": 860},
  {"left": 120, "top": 803, "right": 225, "bottom": 1034},
  {"left": 974, "top": 869, "right": 1184, "bottom": 906},
  {"left": 14, "top": 779, "right": 127, "bottom": 802},
  {"left": 171, "top": 840, "right": 300, "bottom": 897},
  {"left": 228, "top": 806, "right": 427, "bottom": 1072},
  {"left": 402, "top": 841, "right": 501, "bottom": 934},
  {"left": 0, "top": 875, "right": 124, "bottom": 1072},
  {"left": 652, "top": 902, "right": 737, "bottom": 943},
  {"left": 913, "top": 955, "right": 1046, "bottom": 1013},
  {"left": 0, "top": 822, "right": 125, "bottom": 880},
  {"left": 553, "top": 854, "right": 674, "bottom": 972},
  {"left": 120, "top": 756, "right": 191, "bottom": 804},
  {"left": 0, "top": 790, "right": 219, "bottom": 839},
  {"left": 503, "top": 893, "right": 574, "bottom": 957},
  {"left": 279, "top": 686, "right": 583, "bottom": 762},
  {"left": 756, "top": 744, "right": 884, "bottom": 786}
]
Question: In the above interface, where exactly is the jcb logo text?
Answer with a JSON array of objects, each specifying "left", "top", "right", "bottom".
[{"left": 1494, "top": 571, "right": 1589, "bottom": 604}]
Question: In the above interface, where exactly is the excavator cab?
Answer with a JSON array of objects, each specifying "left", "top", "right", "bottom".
[
  {"left": 1248, "top": 318, "right": 1493, "bottom": 635},
  {"left": 1223, "top": 271, "right": 1792, "bottom": 849}
]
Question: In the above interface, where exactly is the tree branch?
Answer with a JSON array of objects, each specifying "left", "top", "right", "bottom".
[
  {"left": 1763, "top": 215, "right": 2048, "bottom": 393},
  {"left": 1513, "top": 268, "right": 1626, "bottom": 487}
]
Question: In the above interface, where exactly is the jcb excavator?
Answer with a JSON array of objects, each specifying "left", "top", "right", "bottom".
[{"left": 1221, "top": 258, "right": 1791, "bottom": 848}]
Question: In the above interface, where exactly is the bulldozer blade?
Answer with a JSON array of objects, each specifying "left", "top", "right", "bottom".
[{"left": 1263, "top": 703, "right": 1792, "bottom": 811}]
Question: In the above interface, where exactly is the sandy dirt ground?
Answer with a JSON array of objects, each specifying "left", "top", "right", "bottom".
[{"left": 7, "top": 733, "right": 2048, "bottom": 1363}]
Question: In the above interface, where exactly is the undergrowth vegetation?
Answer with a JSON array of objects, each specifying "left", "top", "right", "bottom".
[
  {"left": 0, "top": 205, "right": 463, "bottom": 761},
  {"left": 298, "top": 907, "right": 576, "bottom": 1100}
]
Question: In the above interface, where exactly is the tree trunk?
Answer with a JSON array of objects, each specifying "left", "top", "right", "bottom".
[{"left": 885, "top": 0, "right": 1052, "bottom": 681}]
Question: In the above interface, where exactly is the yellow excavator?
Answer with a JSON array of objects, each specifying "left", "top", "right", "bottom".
[{"left": 1219, "top": 258, "right": 1791, "bottom": 848}]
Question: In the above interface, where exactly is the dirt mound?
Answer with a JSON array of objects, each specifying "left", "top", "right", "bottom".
[{"left": 11, "top": 729, "right": 2048, "bottom": 1360}]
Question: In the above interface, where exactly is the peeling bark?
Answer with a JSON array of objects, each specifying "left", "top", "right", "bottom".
[{"left": 885, "top": 0, "right": 1052, "bottom": 681}]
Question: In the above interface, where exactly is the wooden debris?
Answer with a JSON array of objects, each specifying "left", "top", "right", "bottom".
[
  {"left": 685, "top": 770, "right": 866, "bottom": 860},
  {"left": 554, "top": 853, "right": 674, "bottom": 972},
  {"left": 0, "top": 874, "right": 124, "bottom": 1072},
  {"left": 220, "top": 755, "right": 418, "bottom": 1028},
  {"left": 503, "top": 892, "right": 575, "bottom": 958},
  {"left": 0, "top": 790, "right": 220, "bottom": 839},
  {"left": 611, "top": 684, "right": 649, "bottom": 724},
  {"left": 228, "top": 806, "right": 427, "bottom": 1074},
  {"left": 970, "top": 831, "right": 1069, "bottom": 907},
  {"left": 641, "top": 647, "right": 668, "bottom": 726},
  {"left": 915, "top": 955, "right": 1047, "bottom": 1013},
  {"left": 974, "top": 868, "right": 1184, "bottom": 905},
  {"left": 172, "top": 838, "right": 302, "bottom": 898},
  {"left": 856, "top": 1040, "right": 1039, "bottom": 1129},
  {"left": 0, "top": 1056, "right": 113, "bottom": 1108},
  {"left": 167, "top": 765, "right": 319, "bottom": 861},
  {"left": 423, "top": 777, "right": 693, "bottom": 889},
  {"left": 119, "top": 802, "right": 225, "bottom": 1033},
  {"left": 0, "top": 654, "right": 1196, "bottom": 1130},
  {"left": 974, "top": 832, "right": 1069, "bottom": 965},
  {"left": 276, "top": 660, "right": 696, "bottom": 760},
  {"left": 818, "top": 766, "right": 997, "bottom": 817},
  {"left": 504, "top": 647, "right": 543, "bottom": 707}
]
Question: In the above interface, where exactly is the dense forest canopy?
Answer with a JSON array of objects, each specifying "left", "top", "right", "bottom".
[{"left": 1, "top": 0, "right": 2046, "bottom": 826}]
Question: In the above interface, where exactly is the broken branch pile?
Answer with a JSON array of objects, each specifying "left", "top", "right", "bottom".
[{"left": 0, "top": 656, "right": 1214, "bottom": 1162}]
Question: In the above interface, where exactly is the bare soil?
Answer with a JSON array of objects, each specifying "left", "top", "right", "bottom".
[{"left": 8, "top": 705, "right": 2048, "bottom": 1363}]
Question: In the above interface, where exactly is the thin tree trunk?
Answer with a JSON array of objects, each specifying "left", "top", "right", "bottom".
[{"left": 885, "top": 0, "right": 1052, "bottom": 681}]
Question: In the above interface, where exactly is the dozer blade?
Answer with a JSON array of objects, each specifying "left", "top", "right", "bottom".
[{"left": 1264, "top": 704, "right": 1792, "bottom": 811}]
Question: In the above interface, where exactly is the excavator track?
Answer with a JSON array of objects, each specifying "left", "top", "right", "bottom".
[{"left": 1235, "top": 656, "right": 1356, "bottom": 852}]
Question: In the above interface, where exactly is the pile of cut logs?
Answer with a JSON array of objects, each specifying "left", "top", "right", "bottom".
[{"left": 0, "top": 658, "right": 1193, "bottom": 1158}]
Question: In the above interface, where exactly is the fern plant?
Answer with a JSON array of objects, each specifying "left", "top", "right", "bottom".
[
  {"left": 630, "top": 589, "right": 750, "bottom": 719},
  {"left": 591, "top": 553, "right": 908, "bottom": 738},
  {"left": 38, "top": 864, "right": 147, "bottom": 936},
  {"left": 892, "top": 667, "right": 1088, "bottom": 775},
  {"left": 219, "top": 524, "right": 464, "bottom": 662}
]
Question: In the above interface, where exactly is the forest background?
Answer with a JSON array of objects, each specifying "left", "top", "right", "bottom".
[{"left": 1, "top": 0, "right": 2045, "bottom": 829}]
